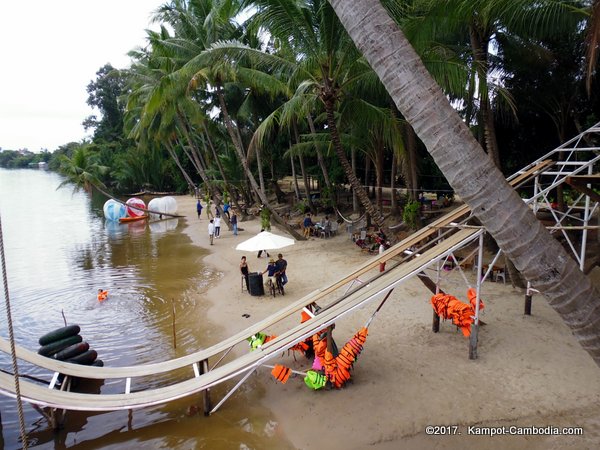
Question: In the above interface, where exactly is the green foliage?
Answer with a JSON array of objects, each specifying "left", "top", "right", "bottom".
[
  {"left": 402, "top": 200, "right": 420, "bottom": 230},
  {"left": 84, "top": 64, "right": 128, "bottom": 143},
  {"left": 295, "top": 199, "right": 309, "bottom": 214},
  {"left": 260, "top": 207, "right": 271, "bottom": 231}
]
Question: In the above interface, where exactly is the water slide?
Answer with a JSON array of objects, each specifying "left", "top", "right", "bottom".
[{"left": 2, "top": 123, "right": 599, "bottom": 412}]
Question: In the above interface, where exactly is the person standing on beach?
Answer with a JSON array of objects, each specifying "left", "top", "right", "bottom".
[
  {"left": 231, "top": 212, "right": 238, "bottom": 235},
  {"left": 240, "top": 256, "right": 249, "bottom": 291},
  {"left": 276, "top": 253, "right": 288, "bottom": 286},
  {"left": 214, "top": 214, "right": 221, "bottom": 238},
  {"left": 208, "top": 219, "right": 215, "bottom": 245},
  {"left": 257, "top": 229, "right": 270, "bottom": 258},
  {"left": 196, "top": 200, "right": 203, "bottom": 219}
]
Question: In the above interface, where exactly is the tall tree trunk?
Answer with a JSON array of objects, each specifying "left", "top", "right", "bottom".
[
  {"left": 216, "top": 82, "right": 303, "bottom": 240},
  {"left": 351, "top": 146, "right": 359, "bottom": 213},
  {"left": 330, "top": 0, "right": 600, "bottom": 366},
  {"left": 321, "top": 82, "right": 388, "bottom": 235},
  {"left": 176, "top": 122, "right": 231, "bottom": 228},
  {"left": 404, "top": 123, "right": 419, "bottom": 201},
  {"left": 200, "top": 123, "right": 246, "bottom": 218},
  {"left": 290, "top": 151, "right": 301, "bottom": 202},
  {"left": 375, "top": 140, "right": 384, "bottom": 211},
  {"left": 292, "top": 119, "right": 316, "bottom": 214},
  {"left": 390, "top": 151, "right": 398, "bottom": 215},
  {"left": 255, "top": 139, "right": 267, "bottom": 195},
  {"left": 307, "top": 114, "right": 338, "bottom": 209},
  {"left": 164, "top": 141, "right": 196, "bottom": 191},
  {"left": 469, "top": 24, "right": 501, "bottom": 168},
  {"left": 364, "top": 156, "right": 371, "bottom": 198}
]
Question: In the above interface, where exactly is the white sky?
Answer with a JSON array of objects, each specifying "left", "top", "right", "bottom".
[{"left": 0, "top": 0, "right": 165, "bottom": 153}]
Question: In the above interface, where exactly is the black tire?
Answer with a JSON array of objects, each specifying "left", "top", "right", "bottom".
[
  {"left": 38, "top": 335, "right": 83, "bottom": 357},
  {"left": 66, "top": 349, "right": 98, "bottom": 365},
  {"left": 55, "top": 342, "right": 90, "bottom": 361},
  {"left": 38, "top": 325, "right": 81, "bottom": 346}
]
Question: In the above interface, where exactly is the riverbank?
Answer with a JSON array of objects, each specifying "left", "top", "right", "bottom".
[{"left": 177, "top": 195, "right": 600, "bottom": 449}]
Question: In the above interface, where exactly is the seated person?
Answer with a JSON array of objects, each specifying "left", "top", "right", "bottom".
[
  {"left": 302, "top": 213, "right": 314, "bottom": 237},
  {"left": 262, "top": 258, "right": 278, "bottom": 286}
]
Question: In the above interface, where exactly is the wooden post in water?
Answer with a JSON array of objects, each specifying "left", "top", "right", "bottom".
[
  {"left": 171, "top": 300, "right": 177, "bottom": 349},
  {"left": 199, "top": 360, "right": 211, "bottom": 416}
]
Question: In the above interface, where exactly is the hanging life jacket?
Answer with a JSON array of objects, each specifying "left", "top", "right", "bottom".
[
  {"left": 271, "top": 364, "right": 292, "bottom": 384},
  {"left": 304, "top": 370, "right": 327, "bottom": 390},
  {"left": 248, "top": 332, "right": 276, "bottom": 351}
]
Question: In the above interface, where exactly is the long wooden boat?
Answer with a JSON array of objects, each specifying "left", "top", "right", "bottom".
[{"left": 119, "top": 215, "right": 148, "bottom": 223}]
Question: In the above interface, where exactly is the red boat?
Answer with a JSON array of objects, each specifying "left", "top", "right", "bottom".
[{"left": 119, "top": 215, "right": 148, "bottom": 223}]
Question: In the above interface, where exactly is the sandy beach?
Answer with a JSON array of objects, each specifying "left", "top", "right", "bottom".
[{"left": 178, "top": 195, "right": 600, "bottom": 449}]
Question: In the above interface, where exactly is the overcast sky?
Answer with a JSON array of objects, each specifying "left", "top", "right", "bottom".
[{"left": 0, "top": 0, "right": 165, "bottom": 152}]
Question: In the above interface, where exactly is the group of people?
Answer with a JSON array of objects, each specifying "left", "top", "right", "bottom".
[
  {"left": 302, "top": 213, "right": 333, "bottom": 238},
  {"left": 239, "top": 253, "right": 288, "bottom": 292},
  {"left": 204, "top": 201, "right": 238, "bottom": 245}
]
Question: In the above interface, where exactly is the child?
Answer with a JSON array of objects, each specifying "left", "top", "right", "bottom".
[{"left": 97, "top": 289, "right": 108, "bottom": 301}]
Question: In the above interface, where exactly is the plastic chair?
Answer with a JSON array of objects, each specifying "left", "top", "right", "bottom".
[{"left": 494, "top": 268, "right": 506, "bottom": 284}]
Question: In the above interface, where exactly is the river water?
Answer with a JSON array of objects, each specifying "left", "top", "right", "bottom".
[{"left": 0, "top": 168, "right": 292, "bottom": 449}]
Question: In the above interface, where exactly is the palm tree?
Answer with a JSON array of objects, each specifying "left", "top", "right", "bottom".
[
  {"left": 57, "top": 146, "right": 108, "bottom": 193},
  {"left": 154, "top": 0, "right": 304, "bottom": 239},
  {"left": 328, "top": 0, "right": 600, "bottom": 366},
  {"left": 204, "top": 0, "right": 396, "bottom": 235}
]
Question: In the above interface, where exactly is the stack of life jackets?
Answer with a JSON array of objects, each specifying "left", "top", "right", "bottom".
[
  {"left": 430, "top": 288, "right": 485, "bottom": 337},
  {"left": 323, "top": 327, "right": 369, "bottom": 389}
]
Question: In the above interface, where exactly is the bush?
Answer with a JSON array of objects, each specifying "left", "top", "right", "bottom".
[{"left": 402, "top": 200, "right": 420, "bottom": 230}]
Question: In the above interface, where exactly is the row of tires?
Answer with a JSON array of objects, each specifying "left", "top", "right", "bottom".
[{"left": 37, "top": 324, "right": 103, "bottom": 367}]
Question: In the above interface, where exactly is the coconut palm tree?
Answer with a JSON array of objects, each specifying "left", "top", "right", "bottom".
[
  {"left": 57, "top": 146, "right": 108, "bottom": 193},
  {"left": 200, "top": 0, "right": 396, "bottom": 235},
  {"left": 328, "top": 0, "right": 600, "bottom": 366},
  {"left": 150, "top": 0, "right": 305, "bottom": 239}
]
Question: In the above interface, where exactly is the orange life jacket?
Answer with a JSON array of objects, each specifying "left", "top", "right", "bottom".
[
  {"left": 271, "top": 364, "right": 291, "bottom": 384},
  {"left": 97, "top": 290, "right": 108, "bottom": 301}
]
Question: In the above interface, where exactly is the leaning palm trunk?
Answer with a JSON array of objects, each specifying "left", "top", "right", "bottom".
[
  {"left": 216, "top": 84, "right": 304, "bottom": 240},
  {"left": 176, "top": 129, "right": 231, "bottom": 229},
  {"left": 322, "top": 85, "right": 389, "bottom": 236},
  {"left": 290, "top": 151, "right": 301, "bottom": 201},
  {"left": 292, "top": 119, "right": 316, "bottom": 214},
  {"left": 469, "top": 25, "right": 501, "bottom": 168},
  {"left": 200, "top": 123, "right": 246, "bottom": 217},
  {"left": 165, "top": 141, "right": 196, "bottom": 192},
  {"left": 329, "top": 0, "right": 600, "bottom": 365},
  {"left": 307, "top": 114, "right": 338, "bottom": 210}
]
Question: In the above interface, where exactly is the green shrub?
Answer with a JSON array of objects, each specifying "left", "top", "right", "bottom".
[{"left": 402, "top": 200, "right": 420, "bottom": 230}]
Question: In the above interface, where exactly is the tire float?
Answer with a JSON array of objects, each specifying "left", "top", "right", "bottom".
[
  {"left": 37, "top": 335, "right": 83, "bottom": 356},
  {"left": 66, "top": 349, "right": 98, "bottom": 365},
  {"left": 37, "top": 325, "right": 101, "bottom": 367},
  {"left": 54, "top": 342, "right": 90, "bottom": 361},
  {"left": 38, "top": 325, "right": 81, "bottom": 346}
]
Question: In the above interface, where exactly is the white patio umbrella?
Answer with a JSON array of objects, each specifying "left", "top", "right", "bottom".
[{"left": 235, "top": 231, "right": 295, "bottom": 252}]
